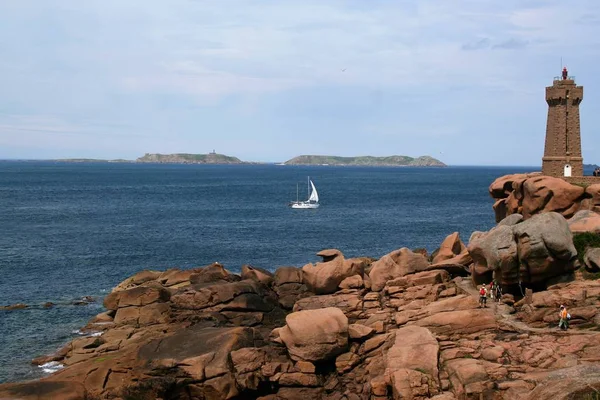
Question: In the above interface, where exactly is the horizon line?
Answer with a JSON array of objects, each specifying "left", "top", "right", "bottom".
[{"left": 0, "top": 158, "right": 549, "bottom": 169}]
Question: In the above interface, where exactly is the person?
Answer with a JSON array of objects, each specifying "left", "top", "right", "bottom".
[
  {"left": 562, "top": 67, "right": 568, "bottom": 80},
  {"left": 479, "top": 285, "right": 488, "bottom": 308},
  {"left": 489, "top": 281, "right": 495, "bottom": 301},
  {"left": 495, "top": 282, "right": 502, "bottom": 302},
  {"left": 559, "top": 305, "right": 570, "bottom": 330}
]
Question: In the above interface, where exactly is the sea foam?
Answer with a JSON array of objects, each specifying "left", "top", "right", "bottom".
[{"left": 39, "top": 361, "right": 64, "bottom": 374}]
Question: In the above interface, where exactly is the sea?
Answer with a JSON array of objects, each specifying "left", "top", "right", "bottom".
[{"left": 0, "top": 161, "right": 534, "bottom": 384}]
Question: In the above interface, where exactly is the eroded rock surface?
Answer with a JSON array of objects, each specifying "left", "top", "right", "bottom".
[
  {"left": 4, "top": 234, "right": 600, "bottom": 400},
  {"left": 369, "top": 248, "right": 429, "bottom": 292},
  {"left": 468, "top": 212, "right": 577, "bottom": 286},
  {"left": 272, "top": 307, "right": 348, "bottom": 362},
  {"left": 489, "top": 173, "right": 600, "bottom": 228}
]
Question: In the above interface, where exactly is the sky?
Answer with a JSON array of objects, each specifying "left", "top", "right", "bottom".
[{"left": 1, "top": 1, "right": 599, "bottom": 165}]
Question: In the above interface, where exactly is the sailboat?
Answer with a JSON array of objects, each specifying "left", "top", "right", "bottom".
[{"left": 289, "top": 177, "right": 320, "bottom": 209}]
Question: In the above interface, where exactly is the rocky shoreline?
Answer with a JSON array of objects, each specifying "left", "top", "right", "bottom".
[{"left": 3, "top": 174, "right": 600, "bottom": 399}]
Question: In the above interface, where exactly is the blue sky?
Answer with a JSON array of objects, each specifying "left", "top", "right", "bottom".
[{"left": 1, "top": 0, "right": 599, "bottom": 165}]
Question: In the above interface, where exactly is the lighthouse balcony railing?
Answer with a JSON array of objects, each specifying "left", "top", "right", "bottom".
[{"left": 554, "top": 76, "right": 576, "bottom": 82}]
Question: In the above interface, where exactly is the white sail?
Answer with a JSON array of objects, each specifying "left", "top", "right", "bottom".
[
  {"left": 289, "top": 177, "right": 320, "bottom": 209},
  {"left": 308, "top": 180, "right": 319, "bottom": 202}
]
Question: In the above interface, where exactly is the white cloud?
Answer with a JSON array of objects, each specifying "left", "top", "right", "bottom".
[{"left": 0, "top": 0, "right": 599, "bottom": 163}]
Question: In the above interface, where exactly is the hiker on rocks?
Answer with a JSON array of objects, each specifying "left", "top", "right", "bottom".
[
  {"left": 559, "top": 305, "right": 570, "bottom": 330},
  {"left": 494, "top": 281, "right": 502, "bottom": 302},
  {"left": 479, "top": 285, "right": 488, "bottom": 308}
]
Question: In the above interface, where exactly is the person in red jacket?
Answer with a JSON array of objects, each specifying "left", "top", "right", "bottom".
[
  {"left": 479, "top": 285, "right": 488, "bottom": 308},
  {"left": 562, "top": 67, "right": 568, "bottom": 80}
]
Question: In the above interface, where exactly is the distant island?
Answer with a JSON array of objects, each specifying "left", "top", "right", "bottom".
[
  {"left": 283, "top": 155, "right": 446, "bottom": 167},
  {"left": 136, "top": 153, "right": 244, "bottom": 164},
  {"left": 42, "top": 153, "right": 446, "bottom": 167}
]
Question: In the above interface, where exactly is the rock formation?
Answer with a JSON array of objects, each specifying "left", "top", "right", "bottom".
[
  {"left": 3, "top": 227, "right": 600, "bottom": 400},
  {"left": 469, "top": 212, "right": 578, "bottom": 287},
  {"left": 489, "top": 173, "right": 600, "bottom": 228},
  {"left": 369, "top": 248, "right": 429, "bottom": 292}
]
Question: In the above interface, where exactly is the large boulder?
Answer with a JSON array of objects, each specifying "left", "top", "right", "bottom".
[
  {"left": 273, "top": 266, "right": 311, "bottom": 310},
  {"left": 467, "top": 225, "right": 518, "bottom": 286},
  {"left": 316, "top": 248, "right": 342, "bottom": 261},
  {"left": 445, "top": 358, "right": 491, "bottom": 398},
  {"left": 138, "top": 325, "right": 256, "bottom": 399},
  {"left": 468, "top": 212, "right": 577, "bottom": 286},
  {"left": 369, "top": 248, "right": 429, "bottom": 292},
  {"left": 170, "top": 280, "right": 277, "bottom": 315},
  {"left": 158, "top": 267, "right": 204, "bottom": 288},
  {"left": 519, "top": 176, "right": 584, "bottom": 219},
  {"left": 271, "top": 307, "right": 348, "bottom": 362},
  {"left": 513, "top": 212, "right": 577, "bottom": 283},
  {"left": 104, "top": 286, "right": 171, "bottom": 311},
  {"left": 489, "top": 173, "right": 537, "bottom": 222},
  {"left": 582, "top": 184, "right": 600, "bottom": 213},
  {"left": 432, "top": 232, "right": 467, "bottom": 264},
  {"left": 386, "top": 269, "right": 450, "bottom": 291},
  {"left": 414, "top": 309, "right": 497, "bottom": 335},
  {"left": 293, "top": 291, "right": 363, "bottom": 318},
  {"left": 428, "top": 250, "right": 472, "bottom": 276},
  {"left": 138, "top": 325, "right": 255, "bottom": 378},
  {"left": 112, "top": 270, "right": 162, "bottom": 292},
  {"left": 189, "top": 263, "right": 241, "bottom": 284},
  {"left": 274, "top": 266, "right": 303, "bottom": 286},
  {"left": 489, "top": 173, "right": 594, "bottom": 222},
  {"left": 568, "top": 210, "right": 600, "bottom": 233},
  {"left": 385, "top": 326, "right": 440, "bottom": 398},
  {"left": 241, "top": 265, "right": 274, "bottom": 286},
  {"left": 584, "top": 248, "right": 600, "bottom": 272},
  {"left": 301, "top": 250, "right": 363, "bottom": 294},
  {"left": 498, "top": 213, "right": 524, "bottom": 227},
  {"left": 489, "top": 173, "right": 532, "bottom": 199},
  {"left": 395, "top": 294, "right": 479, "bottom": 326},
  {"left": 113, "top": 302, "right": 170, "bottom": 325}
]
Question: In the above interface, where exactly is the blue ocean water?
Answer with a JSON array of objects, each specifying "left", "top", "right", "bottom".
[{"left": 0, "top": 162, "right": 533, "bottom": 383}]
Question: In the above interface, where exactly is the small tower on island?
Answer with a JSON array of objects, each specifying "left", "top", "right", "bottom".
[{"left": 542, "top": 67, "right": 584, "bottom": 177}]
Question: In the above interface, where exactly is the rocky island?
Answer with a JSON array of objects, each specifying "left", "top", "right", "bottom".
[
  {"left": 283, "top": 155, "right": 446, "bottom": 167},
  {"left": 136, "top": 153, "right": 245, "bottom": 164},
  {"left": 4, "top": 174, "right": 600, "bottom": 399}
]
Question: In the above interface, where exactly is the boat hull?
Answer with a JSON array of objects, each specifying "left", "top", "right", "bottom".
[{"left": 289, "top": 202, "right": 320, "bottom": 209}]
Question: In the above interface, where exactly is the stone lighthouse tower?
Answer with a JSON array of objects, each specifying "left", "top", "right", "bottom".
[{"left": 542, "top": 67, "right": 584, "bottom": 177}]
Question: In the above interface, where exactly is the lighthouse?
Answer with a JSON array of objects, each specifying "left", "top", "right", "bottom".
[{"left": 541, "top": 67, "right": 584, "bottom": 177}]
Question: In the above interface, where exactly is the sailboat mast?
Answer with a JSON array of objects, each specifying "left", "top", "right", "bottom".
[{"left": 307, "top": 176, "right": 310, "bottom": 200}]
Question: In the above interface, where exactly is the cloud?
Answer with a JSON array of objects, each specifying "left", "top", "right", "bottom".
[
  {"left": 121, "top": 62, "right": 308, "bottom": 99},
  {"left": 462, "top": 38, "right": 491, "bottom": 51},
  {"left": 493, "top": 38, "right": 529, "bottom": 50},
  {"left": 0, "top": 0, "right": 599, "bottom": 164}
]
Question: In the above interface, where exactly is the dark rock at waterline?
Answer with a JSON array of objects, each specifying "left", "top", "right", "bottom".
[
  {"left": 43, "top": 302, "right": 55, "bottom": 309},
  {"left": 71, "top": 296, "right": 95, "bottom": 306},
  {"left": 31, "top": 346, "right": 69, "bottom": 366},
  {"left": 0, "top": 303, "right": 28, "bottom": 310}
]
